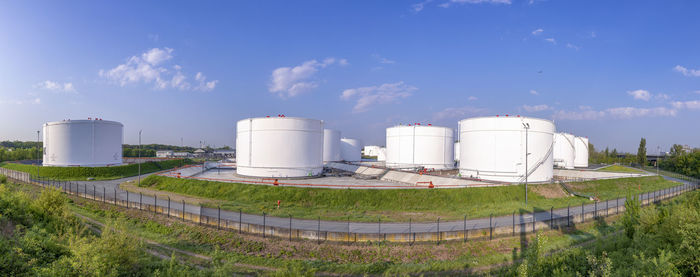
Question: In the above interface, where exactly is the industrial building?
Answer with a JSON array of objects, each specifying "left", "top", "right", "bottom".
[
  {"left": 458, "top": 116, "right": 554, "bottom": 183},
  {"left": 385, "top": 124, "right": 454, "bottom": 170},
  {"left": 42, "top": 119, "right": 123, "bottom": 167},
  {"left": 236, "top": 116, "right": 324, "bottom": 178}
]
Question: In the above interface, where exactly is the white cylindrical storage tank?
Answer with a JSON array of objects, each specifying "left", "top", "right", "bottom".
[
  {"left": 459, "top": 116, "right": 555, "bottom": 183},
  {"left": 553, "top": 133, "right": 576, "bottom": 169},
  {"left": 574, "top": 136, "right": 589, "bottom": 168},
  {"left": 377, "top": 147, "right": 387, "bottom": 161},
  {"left": 43, "top": 119, "right": 123, "bottom": 167},
  {"left": 340, "top": 138, "right": 362, "bottom": 161},
  {"left": 454, "top": 141, "right": 460, "bottom": 162},
  {"left": 236, "top": 117, "right": 324, "bottom": 177},
  {"left": 385, "top": 125, "right": 454, "bottom": 170},
  {"left": 323, "top": 129, "right": 341, "bottom": 162}
]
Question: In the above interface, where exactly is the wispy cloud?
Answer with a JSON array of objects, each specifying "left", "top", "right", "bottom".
[
  {"left": 411, "top": 0, "right": 433, "bottom": 12},
  {"left": 566, "top": 43, "right": 580, "bottom": 51},
  {"left": 671, "top": 100, "right": 700, "bottom": 110},
  {"left": 439, "top": 0, "right": 511, "bottom": 8},
  {"left": 0, "top": 97, "right": 41, "bottom": 105},
  {"left": 372, "top": 54, "right": 396, "bottom": 64},
  {"left": 544, "top": 38, "right": 556, "bottom": 44},
  {"left": 627, "top": 89, "right": 651, "bottom": 101},
  {"left": 531, "top": 28, "right": 543, "bottom": 36},
  {"left": 269, "top": 58, "right": 346, "bottom": 98},
  {"left": 673, "top": 65, "right": 700, "bottom": 77},
  {"left": 99, "top": 47, "right": 218, "bottom": 92},
  {"left": 522, "top": 104, "right": 551, "bottom": 112},
  {"left": 433, "top": 106, "right": 488, "bottom": 120},
  {"left": 341, "top": 82, "right": 416, "bottom": 113},
  {"left": 468, "top": 96, "right": 478, "bottom": 101},
  {"left": 529, "top": 89, "right": 539, "bottom": 95},
  {"left": 554, "top": 105, "right": 678, "bottom": 120},
  {"left": 34, "top": 80, "right": 76, "bottom": 93}
]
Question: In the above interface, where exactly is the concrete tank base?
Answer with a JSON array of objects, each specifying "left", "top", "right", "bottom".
[{"left": 236, "top": 166, "right": 323, "bottom": 178}]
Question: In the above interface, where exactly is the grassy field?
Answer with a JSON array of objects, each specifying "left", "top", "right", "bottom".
[
  {"left": 137, "top": 175, "right": 679, "bottom": 222},
  {"left": 1, "top": 159, "right": 193, "bottom": 181},
  {"left": 596, "top": 164, "right": 645, "bottom": 173}
]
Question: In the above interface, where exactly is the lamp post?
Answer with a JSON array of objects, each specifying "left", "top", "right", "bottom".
[
  {"left": 138, "top": 130, "right": 142, "bottom": 187},
  {"left": 656, "top": 146, "right": 660, "bottom": 176},
  {"left": 36, "top": 130, "right": 40, "bottom": 178},
  {"left": 522, "top": 122, "right": 530, "bottom": 205}
]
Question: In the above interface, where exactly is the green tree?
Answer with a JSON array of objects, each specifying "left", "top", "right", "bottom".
[
  {"left": 669, "top": 144, "right": 684, "bottom": 157},
  {"left": 637, "top": 138, "right": 647, "bottom": 166}
]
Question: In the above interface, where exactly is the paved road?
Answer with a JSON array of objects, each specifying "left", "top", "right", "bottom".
[{"left": 34, "top": 172, "right": 697, "bottom": 234}]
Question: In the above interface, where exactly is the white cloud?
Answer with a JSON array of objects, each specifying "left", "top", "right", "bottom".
[
  {"left": 522, "top": 104, "right": 550, "bottom": 112},
  {"left": 590, "top": 31, "right": 597, "bottom": 38},
  {"left": 553, "top": 109, "right": 606, "bottom": 120},
  {"left": 554, "top": 106, "right": 678, "bottom": 120},
  {"left": 656, "top": 93, "right": 669, "bottom": 100},
  {"left": 373, "top": 54, "right": 396, "bottom": 64},
  {"left": 99, "top": 47, "right": 217, "bottom": 92},
  {"left": 412, "top": 0, "right": 433, "bottom": 12},
  {"left": 674, "top": 65, "right": 700, "bottom": 77},
  {"left": 627, "top": 89, "right": 651, "bottom": 101},
  {"left": 544, "top": 38, "right": 556, "bottom": 44},
  {"left": 341, "top": 82, "right": 416, "bottom": 113},
  {"left": 529, "top": 89, "right": 539, "bottom": 95},
  {"left": 34, "top": 80, "right": 76, "bottom": 93},
  {"left": 566, "top": 43, "right": 580, "bottom": 51},
  {"left": 269, "top": 58, "right": 343, "bottom": 98},
  {"left": 439, "top": 0, "right": 511, "bottom": 8},
  {"left": 193, "top": 72, "right": 218, "bottom": 92},
  {"left": 433, "top": 106, "right": 488, "bottom": 120},
  {"left": 671, "top": 100, "right": 700, "bottom": 110},
  {"left": 468, "top": 96, "right": 478, "bottom": 101},
  {"left": 531, "top": 28, "right": 543, "bottom": 35},
  {"left": 33, "top": 98, "right": 41, "bottom": 104}
]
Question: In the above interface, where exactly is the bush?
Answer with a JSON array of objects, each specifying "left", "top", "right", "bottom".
[{"left": 1, "top": 159, "right": 193, "bottom": 181}]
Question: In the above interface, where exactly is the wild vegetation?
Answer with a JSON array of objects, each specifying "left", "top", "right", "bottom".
[
  {"left": 660, "top": 145, "right": 700, "bottom": 179},
  {"left": 596, "top": 165, "right": 644, "bottom": 174},
  {"left": 138, "top": 175, "right": 679, "bottom": 222},
  {"left": 1, "top": 159, "right": 193, "bottom": 181}
]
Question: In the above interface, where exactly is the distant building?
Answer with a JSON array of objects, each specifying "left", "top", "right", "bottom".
[
  {"left": 213, "top": 149, "right": 235, "bottom": 158},
  {"left": 172, "top": 152, "right": 191, "bottom": 158},
  {"left": 194, "top": 149, "right": 206, "bottom": 157},
  {"left": 682, "top": 145, "right": 694, "bottom": 153},
  {"left": 363, "top": 145, "right": 382, "bottom": 157},
  {"left": 156, "top": 150, "right": 174, "bottom": 158}
]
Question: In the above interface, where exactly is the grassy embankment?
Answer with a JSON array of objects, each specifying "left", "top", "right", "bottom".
[
  {"left": 137, "top": 175, "right": 680, "bottom": 222},
  {"left": 0, "top": 159, "right": 193, "bottom": 181},
  {"left": 597, "top": 164, "right": 645, "bottom": 173}
]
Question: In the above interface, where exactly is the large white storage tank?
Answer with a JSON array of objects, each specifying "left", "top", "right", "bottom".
[
  {"left": 454, "top": 141, "right": 460, "bottom": 162},
  {"left": 236, "top": 117, "right": 324, "bottom": 177},
  {"left": 377, "top": 147, "right": 387, "bottom": 161},
  {"left": 385, "top": 125, "right": 454, "bottom": 170},
  {"left": 574, "top": 136, "right": 589, "bottom": 168},
  {"left": 323, "top": 129, "right": 341, "bottom": 162},
  {"left": 459, "top": 116, "right": 555, "bottom": 183},
  {"left": 340, "top": 138, "right": 362, "bottom": 161},
  {"left": 553, "top": 133, "right": 576, "bottom": 169},
  {"left": 43, "top": 119, "right": 123, "bottom": 167}
]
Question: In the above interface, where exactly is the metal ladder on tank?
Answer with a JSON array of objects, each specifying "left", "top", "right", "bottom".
[{"left": 517, "top": 140, "right": 554, "bottom": 184}]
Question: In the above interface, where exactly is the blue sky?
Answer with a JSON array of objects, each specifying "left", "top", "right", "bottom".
[{"left": 1, "top": 0, "right": 699, "bottom": 153}]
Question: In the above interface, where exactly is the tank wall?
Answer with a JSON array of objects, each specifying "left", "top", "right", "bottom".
[
  {"left": 574, "top": 137, "right": 589, "bottom": 168},
  {"left": 323, "top": 129, "right": 341, "bottom": 162},
  {"left": 459, "top": 117, "right": 554, "bottom": 182},
  {"left": 385, "top": 126, "right": 454, "bottom": 169},
  {"left": 43, "top": 120, "right": 123, "bottom": 167},
  {"left": 553, "top": 133, "right": 576, "bottom": 169},
  {"left": 236, "top": 117, "right": 324, "bottom": 177},
  {"left": 340, "top": 138, "right": 362, "bottom": 161}
]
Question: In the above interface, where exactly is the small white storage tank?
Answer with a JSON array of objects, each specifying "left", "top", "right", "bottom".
[
  {"left": 377, "top": 147, "right": 387, "bottom": 161},
  {"left": 454, "top": 141, "right": 460, "bottom": 162},
  {"left": 43, "top": 119, "right": 123, "bottom": 167},
  {"left": 385, "top": 125, "right": 454, "bottom": 170},
  {"left": 236, "top": 117, "right": 324, "bottom": 177},
  {"left": 340, "top": 138, "right": 362, "bottom": 161},
  {"left": 553, "top": 133, "right": 576, "bottom": 169},
  {"left": 459, "top": 116, "right": 554, "bottom": 183},
  {"left": 323, "top": 129, "right": 341, "bottom": 162},
  {"left": 574, "top": 136, "right": 589, "bottom": 168}
]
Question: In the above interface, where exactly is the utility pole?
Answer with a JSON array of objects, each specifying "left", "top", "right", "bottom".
[
  {"left": 656, "top": 146, "right": 660, "bottom": 176},
  {"left": 522, "top": 122, "right": 530, "bottom": 205},
  {"left": 36, "top": 130, "right": 40, "bottom": 178},
  {"left": 138, "top": 130, "right": 142, "bottom": 187}
]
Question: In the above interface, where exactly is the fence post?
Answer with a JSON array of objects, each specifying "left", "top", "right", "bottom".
[
  {"left": 290, "top": 215, "right": 293, "bottom": 242},
  {"left": 378, "top": 217, "right": 381, "bottom": 243},
  {"left": 594, "top": 201, "right": 597, "bottom": 219},
  {"left": 154, "top": 195, "right": 157, "bottom": 216},
  {"left": 346, "top": 216, "right": 350, "bottom": 244},
  {"left": 263, "top": 212, "right": 266, "bottom": 238},
  {"left": 181, "top": 200, "right": 185, "bottom": 221},
  {"left": 616, "top": 195, "right": 619, "bottom": 214},
  {"left": 409, "top": 218, "right": 413, "bottom": 244},
  {"left": 92, "top": 185, "right": 96, "bottom": 200},
  {"left": 140, "top": 192, "right": 143, "bottom": 210},
  {"left": 126, "top": 191, "right": 129, "bottom": 209},
  {"left": 167, "top": 196, "right": 171, "bottom": 217},
  {"left": 550, "top": 207, "right": 554, "bottom": 229},
  {"left": 199, "top": 205, "right": 202, "bottom": 225},
  {"left": 437, "top": 217, "right": 440, "bottom": 245},
  {"left": 512, "top": 212, "right": 515, "bottom": 235},
  {"left": 581, "top": 202, "right": 584, "bottom": 222},
  {"left": 489, "top": 214, "right": 493, "bottom": 240},
  {"left": 318, "top": 216, "right": 321, "bottom": 245},
  {"left": 218, "top": 206, "right": 221, "bottom": 230},
  {"left": 567, "top": 205, "right": 570, "bottom": 227},
  {"left": 103, "top": 187, "right": 105, "bottom": 203},
  {"left": 114, "top": 188, "right": 117, "bottom": 205},
  {"left": 239, "top": 209, "right": 242, "bottom": 234},
  {"left": 532, "top": 209, "right": 535, "bottom": 233}
]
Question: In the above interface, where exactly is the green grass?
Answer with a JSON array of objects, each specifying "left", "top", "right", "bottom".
[
  {"left": 596, "top": 165, "right": 644, "bottom": 173},
  {"left": 1, "top": 159, "right": 193, "bottom": 181},
  {"left": 138, "top": 175, "right": 679, "bottom": 222}
]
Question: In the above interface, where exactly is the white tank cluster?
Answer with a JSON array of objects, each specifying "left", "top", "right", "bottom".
[
  {"left": 458, "top": 116, "right": 555, "bottom": 183},
  {"left": 341, "top": 138, "right": 362, "bottom": 162},
  {"left": 385, "top": 124, "right": 454, "bottom": 170},
  {"left": 43, "top": 119, "right": 123, "bottom": 167},
  {"left": 236, "top": 116, "right": 324, "bottom": 178},
  {"left": 553, "top": 133, "right": 576, "bottom": 169},
  {"left": 323, "top": 129, "right": 341, "bottom": 162},
  {"left": 574, "top": 136, "right": 589, "bottom": 168}
]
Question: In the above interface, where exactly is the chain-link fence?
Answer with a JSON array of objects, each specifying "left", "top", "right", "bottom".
[{"left": 1, "top": 167, "right": 697, "bottom": 244}]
